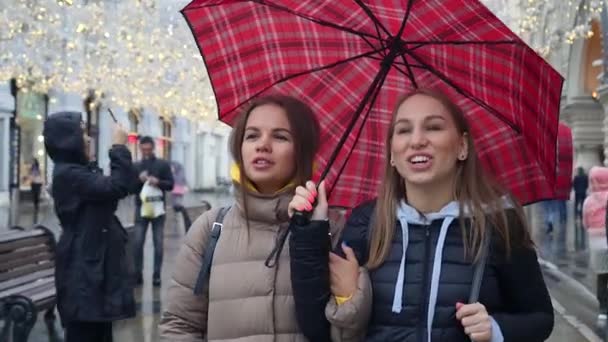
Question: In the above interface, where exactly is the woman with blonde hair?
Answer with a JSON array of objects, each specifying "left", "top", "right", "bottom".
[{"left": 289, "top": 89, "right": 554, "bottom": 341}]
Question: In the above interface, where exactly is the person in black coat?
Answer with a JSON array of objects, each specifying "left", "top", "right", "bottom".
[
  {"left": 288, "top": 89, "right": 554, "bottom": 342},
  {"left": 44, "top": 112, "right": 137, "bottom": 342}
]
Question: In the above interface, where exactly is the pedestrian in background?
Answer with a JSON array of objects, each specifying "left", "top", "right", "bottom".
[
  {"left": 132, "top": 136, "right": 174, "bottom": 287},
  {"left": 29, "top": 157, "right": 43, "bottom": 223},
  {"left": 170, "top": 161, "right": 192, "bottom": 232},
  {"left": 574, "top": 167, "right": 589, "bottom": 222},
  {"left": 44, "top": 112, "right": 136, "bottom": 342}
]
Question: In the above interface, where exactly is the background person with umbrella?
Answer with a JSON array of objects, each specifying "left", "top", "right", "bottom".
[{"left": 289, "top": 90, "right": 554, "bottom": 342}]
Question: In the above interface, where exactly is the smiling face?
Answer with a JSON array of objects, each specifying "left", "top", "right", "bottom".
[
  {"left": 240, "top": 103, "right": 296, "bottom": 194},
  {"left": 390, "top": 94, "right": 468, "bottom": 192}
]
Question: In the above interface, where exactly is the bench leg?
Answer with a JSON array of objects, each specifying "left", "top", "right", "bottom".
[
  {"left": 2, "top": 295, "right": 37, "bottom": 342},
  {"left": 1, "top": 299, "right": 10, "bottom": 342},
  {"left": 44, "top": 307, "right": 63, "bottom": 342}
]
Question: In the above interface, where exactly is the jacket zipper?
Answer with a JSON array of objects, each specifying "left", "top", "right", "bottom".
[{"left": 418, "top": 224, "right": 432, "bottom": 342}]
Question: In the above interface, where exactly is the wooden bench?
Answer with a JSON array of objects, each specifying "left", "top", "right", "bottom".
[{"left": 0, "top": 226, "right": 62, "bottom": 342}]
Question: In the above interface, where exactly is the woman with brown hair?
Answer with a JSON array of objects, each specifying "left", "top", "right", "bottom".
[
  {"left": 289, "top": 89, "right": 554, "bottom": 341},
  {"left": 159, "top": 94, "right": 321, "bottom": 341}
]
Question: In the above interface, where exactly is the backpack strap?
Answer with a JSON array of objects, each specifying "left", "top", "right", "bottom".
[
  {"left": 469, "top": 227, "right": 492, "bottom": 303},
  {"left": 193, "top": 206, "right": 230, "bottom": 296}
]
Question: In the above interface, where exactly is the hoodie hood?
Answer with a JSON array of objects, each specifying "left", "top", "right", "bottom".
[
  {"left": 588, "top": 166, "right": 608, "bottom": 192},
  {"left": 44, "top": 111, "right": 88, "bottom": 164}
]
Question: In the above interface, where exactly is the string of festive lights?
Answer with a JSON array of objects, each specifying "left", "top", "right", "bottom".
[
  {"left": 0, "top": 0, "right": 216, "bottom": 121},
  {"left": 0, "top": 0, "right": 601, "bottom": 118},
  {"left": 515, "top": 0, "right": 603, "bottom": 57}
]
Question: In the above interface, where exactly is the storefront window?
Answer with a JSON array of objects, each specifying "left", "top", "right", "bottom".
[
  {"left": 157, "top": 117, "right": 172, "bottom": 160},
  {"left": 16, "top": 90, "right": 47, "bottom": 191},
  {"left": 128, "top": 109, "right": 140, "bottom": 160}
]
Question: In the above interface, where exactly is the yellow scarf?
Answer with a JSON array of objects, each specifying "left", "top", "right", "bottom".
[{"left": 230, "top": 163, "right": 295, "bottom": 194}]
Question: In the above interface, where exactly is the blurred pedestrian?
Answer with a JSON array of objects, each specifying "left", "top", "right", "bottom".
[
  {"left": 132, "top": 136, "right": 174, "bottom": 287},
  {"left": 29, "top": 157, "right": 43, "bottom": 222},
  {"left": 543, "top": 200, "right": 557, "bottom": 234},
  {"left": 170, "top": 161, "right": 192, "bottom": 232},
  {"left": 574, "top": 167, "right": 589, "bottom": 222}
]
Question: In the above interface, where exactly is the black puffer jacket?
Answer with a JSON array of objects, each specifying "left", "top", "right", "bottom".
[
  {"left": 44, "top": 112, "right": 137, "bottom": 323},
  {"left": 291, "top": 200, "right": 554, "bottom": 342}
]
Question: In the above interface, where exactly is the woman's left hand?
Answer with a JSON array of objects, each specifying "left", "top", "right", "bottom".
[{"left": 455, "top": 302, "right": 492, "bottom": 342}]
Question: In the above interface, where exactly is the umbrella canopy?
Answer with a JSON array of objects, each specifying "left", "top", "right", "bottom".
[
  {"left": 555, "top": 123, "right": 573, "bottom": 200},
  {"left": 182, "top": 0, "right": 564, "bottom": 208}
]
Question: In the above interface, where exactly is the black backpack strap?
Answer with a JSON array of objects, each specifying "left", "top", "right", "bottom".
[
  {"left": 469, "top": 227, "right": 492, "bottom": 303},
  {"left": 193, "top": 206, "right": 230, "bottom": 296}
]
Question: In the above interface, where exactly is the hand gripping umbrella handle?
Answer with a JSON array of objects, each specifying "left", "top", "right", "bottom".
[
  {"left": 292, "top": 183, "right": 319, "bottom": 226},
  {"left": 292, "top": 210, "right": 312, "bottom": 226}
]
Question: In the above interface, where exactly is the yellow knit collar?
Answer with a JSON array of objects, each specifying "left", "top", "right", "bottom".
[{"left": 230, "top": 163, "right": 295, "bottom": 194}]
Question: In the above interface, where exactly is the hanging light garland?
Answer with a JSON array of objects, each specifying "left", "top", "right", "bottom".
[
  {"left": 515, "top": 0, "right": 602, "bottom": 57},
  {"left": 1, "top": 0, "right": 598, "bottom": 117},
  {"left": 0, "top": 0, "right": 217, "bottom": 121}
]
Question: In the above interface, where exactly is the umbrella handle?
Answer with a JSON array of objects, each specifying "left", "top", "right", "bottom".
[
  {"left": 292, "top": 210, "right": 312, "bottom": 226},
  {"left": 291, "top": 210, "right": 333, "bottom": 252}
]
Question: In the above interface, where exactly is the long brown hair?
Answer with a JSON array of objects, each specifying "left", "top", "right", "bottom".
[
  {"left": 367, "top": 89, "right": 532, "bottom": 269},
  {"left": 229, "top": 94, "right": 320, "bottom": 196}
]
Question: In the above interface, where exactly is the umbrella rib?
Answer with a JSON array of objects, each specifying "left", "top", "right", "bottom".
[
  {"left": 404, "top": 50, "right": 521, "bottom": 134},
  {"left": 352, "top": 0, "right": 392, "bottom": 38},
  {"left": 248, "top": 0, "right": 381, "bottom": 41},
  {"left": 325, "top": 60, "right": 391, "bottom": 198},
  {"left": 361, "top": 35, "right": 383, "bottom": 54},
  {"left": 320, "top": 53, "right": 392, "bottom": 183},
  {"left": 408, "top": 40, "right": 521, "bottom": 50},
  {"left": 223, "top": 47, "right": 385, "bottom": 116},
  {"left": 400, "top": 54, "right": 418, "bottom": 88},
  {"left": 392, "top": 64, "right": 413, "bottom": 79},
  {"left": 399, "top": 0, "right": 416, "bottom": 37}
]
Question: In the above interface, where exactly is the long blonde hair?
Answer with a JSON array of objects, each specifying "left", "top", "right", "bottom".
[{"left": 367, "top": 89, "right": 532, "bottom": 269}]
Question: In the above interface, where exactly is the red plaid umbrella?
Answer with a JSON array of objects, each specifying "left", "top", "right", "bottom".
[
  {"left": 555, "top": 123, "right": 573, "bottom": 200},
  {"left": 182, "top": 0, "right": 564, "bottom": 208}
]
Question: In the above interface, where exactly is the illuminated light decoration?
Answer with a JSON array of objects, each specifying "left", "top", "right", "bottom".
[{"left": 0, "top": 0, "right": 218, "bottom": 121}]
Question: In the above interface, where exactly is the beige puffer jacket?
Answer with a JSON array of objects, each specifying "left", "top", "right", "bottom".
[{"left": 159, "top": 187, "right": 308, "bottom": 342}]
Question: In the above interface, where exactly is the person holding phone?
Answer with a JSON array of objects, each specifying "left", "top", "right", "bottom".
[{"left": 44, "top": 112, "right": 136, "bottom": 342}]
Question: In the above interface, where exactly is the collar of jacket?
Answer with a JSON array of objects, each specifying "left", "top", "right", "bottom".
[
  {"left": 231, "top": 182, "right": 293, "bottom": 227},
  {"left": 230, "top": 163, "right": 295, "bottom": 194}
]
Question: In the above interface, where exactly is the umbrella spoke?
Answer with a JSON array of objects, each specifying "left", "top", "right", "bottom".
[
  {"left": 224, "top": 47, "right": 386, "bottom": 115},
  {"left": 404, "top": 50, "right": 521, "bottom": 134},
  {"left": 361, "top": 35, "right": 384, "bottom": 54},
  {"left": 320, "top": 55, "right": 391, "bottom": 184},
  {"left": 353, "top": 0, "right": 392, "bottom": 38},
  {"left": 400, "top": 54, "right": 418, "bottom": 89},
  {"left": 325, "top": 60, "right": 390, "bottom": 198},
  {"left": 407, "top": 40, "right": 521, "bottom": 50},
  {"left": 249, "top": 0, "right": 381, "bottom": 41},
  {"left": 399, "top": 0, "right": 415, "bottom": 38}
]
